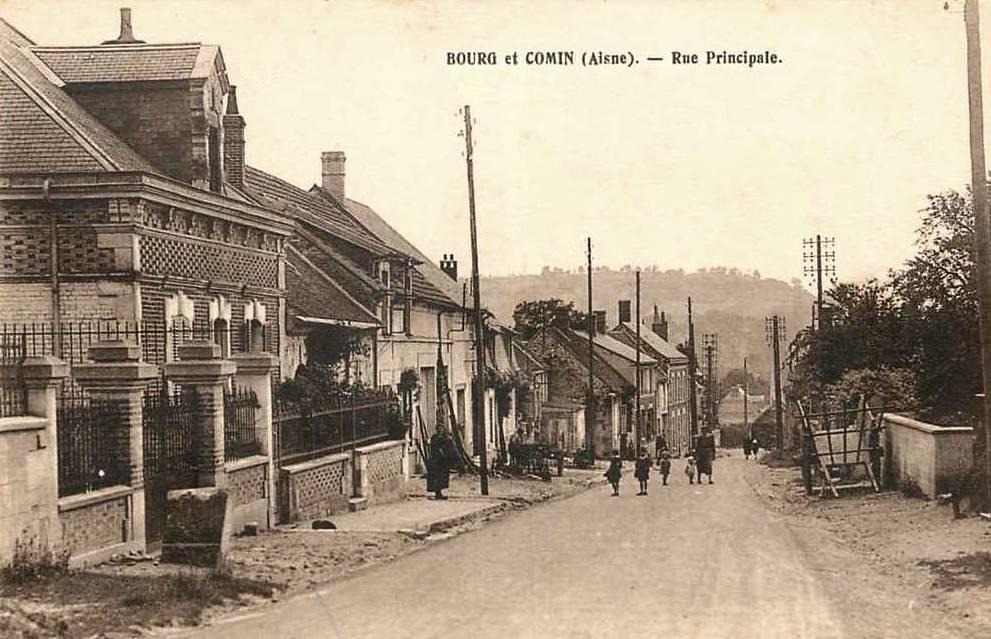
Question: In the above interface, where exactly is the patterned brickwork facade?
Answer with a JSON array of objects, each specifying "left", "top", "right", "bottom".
[
  {"left": 226, "top": 460, "right": 267, "bottom": 508},
  {"left": 279, "top": 454, "right": 352, "bottom": 523},
  {"left": 359, "top": 441, "right": 407, "bottom": 506},
  {"left": 59, "top": 493, "right": 129, "bottom": 557}
]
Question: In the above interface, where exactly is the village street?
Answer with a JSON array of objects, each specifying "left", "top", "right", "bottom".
[{"left": 183, "top": 456, "right": 967, "bottom": 639}]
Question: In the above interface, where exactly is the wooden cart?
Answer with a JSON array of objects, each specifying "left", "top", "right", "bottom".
[{"left": 797, "top": 399, "right": 883, "bottom": 497}]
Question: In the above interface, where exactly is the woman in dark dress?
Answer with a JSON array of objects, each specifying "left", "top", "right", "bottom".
[
  {"left": 427, "top": 425, "right": 454, "bottom": 500},
  {"left": 604, "top": 450, "right": 623, "bottom": 496}
]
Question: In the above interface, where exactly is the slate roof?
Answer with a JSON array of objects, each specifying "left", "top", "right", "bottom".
[
  {"left": 311, "top": 187, "right": 465, "bottom": 309},
  {"left": 615, "top": 321, "right": 688, "bottom": 363},
  {"left": 0, "top": 36, "right": 159, "bottom": 174},
  {"left": 30, "top": 43, "right": 218, "bottom": 84},
  {"left": 244, "top": 166, "right": 391, "bottom": 256},
  {"left": 543, "top": 327, "right": 631, "bottom": 393},
  {"left": 285, "top": 245, "right": 380, "bottom": 329},
  {"left": 577, "top": 329, "right": 658, "bottom": 365}
]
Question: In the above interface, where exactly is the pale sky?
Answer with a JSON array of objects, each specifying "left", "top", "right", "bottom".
[{"left": 0, "top": 0, "right": 980, "bottom": 287}]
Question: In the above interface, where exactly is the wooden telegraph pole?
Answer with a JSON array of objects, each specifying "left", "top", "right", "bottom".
[
  {"left": 463, "top": 105, "right": 488, "bottom": 495},
  {"left": 687, "top": 298, "right": 699, "bottom": 437},
  {"left": 586, "top": 238, "right": 596, "bottom": 455},
  {"left": 635, "top": 269, "right": 642, "bottom": 451},
  {"left": 743, "top": 356, "right": 749, "bottom": 437},
  {"left": 964, "top": 0, "right": 991, "bottom": 506},
  {"left": 766, "top": 316, "right": 785, "bottom": 450}
]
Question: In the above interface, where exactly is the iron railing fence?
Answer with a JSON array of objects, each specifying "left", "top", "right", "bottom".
[
  {"left": 0, "top": 329, "right": 27, "bottom": 417},
  {"left": 224, "top": 386, "right": 260, "bottom": 462},
  {"left": 56, "top": 389, "right": 127, "bottom": 497},
  {"left": 273, "top": 389, "right": 401, "bottom": 466},
  {"left": 142, "top": 387, "right": 199, "bottom": 480}
]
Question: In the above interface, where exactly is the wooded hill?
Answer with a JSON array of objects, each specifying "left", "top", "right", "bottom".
[{"left": 477, "top": 267, "right": 814, "bottom": 384}]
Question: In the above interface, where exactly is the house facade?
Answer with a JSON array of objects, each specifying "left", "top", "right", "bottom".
[
  {"left": 0, "top": 13, "right": 290, "bottom": 367},
  {"left": 609, "top": 306, "right": 693, "bottom": 456}
]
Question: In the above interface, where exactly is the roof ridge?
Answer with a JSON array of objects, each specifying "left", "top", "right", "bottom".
[
  {"left": 30, "top": 43, "right": 203, "bottom": 51},
  {"left": 0, "top": 46, "right": 118, "bottom": 171}
]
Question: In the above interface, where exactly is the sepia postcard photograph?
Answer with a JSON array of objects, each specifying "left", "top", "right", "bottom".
[{"left": 1, "top": 1, "right": 991, "bottom": 637}]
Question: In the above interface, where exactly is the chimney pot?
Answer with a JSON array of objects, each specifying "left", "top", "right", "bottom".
[{"left": 321, "top": 151, "right": 346, "bottom": 202}]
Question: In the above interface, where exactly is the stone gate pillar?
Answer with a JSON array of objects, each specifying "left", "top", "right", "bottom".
[
  {"left": 231, "top": 351, "right": 278, "bottom": 525},
  {"left": 19, "top": 355, "right": 70, "bottom": 552},
  {"left": 164, "top": 341, "right": 235, "bottom": 488},
  {"left": 72, "top": 341, "right": 158, "bottom": 547}
]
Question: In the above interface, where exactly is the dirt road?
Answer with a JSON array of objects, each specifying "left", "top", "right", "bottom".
[{"left": 185, "top": 457, "right": 969, "bottom": 639}]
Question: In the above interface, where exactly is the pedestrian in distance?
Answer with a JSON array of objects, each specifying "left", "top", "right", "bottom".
[
  {"left": 685, "top": 455, "right": 697, "bottom": 484},
  {"left": 635, "top": 448, "right": 651, "bottom": 495},
  {"left": 659, "top": 450, "right": 672, "bottom": 485},
  {"left": 604, "top": 450, "right": 623, "bottom": 496},
  {"left": 743, "top": 437, "right": 752, "bottom": 460},
  {"left": 427, "top": 425, "right": 454, "bottom": 500},
  {"left": 750, "top": 435, "right": 760, "bottom": 460},
  {"left": 696, "top": 426, "right": 716, "bottom": 485},
  {"left": 655, "top": 433, "right": 669, "bottom": 467}
]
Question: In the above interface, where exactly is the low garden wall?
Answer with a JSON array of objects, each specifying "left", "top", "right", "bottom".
[
  {"left": 883, "top": 414, "right": 975, "bottom": 498},
  {"left": 353, "top": 440, "right": 408, "bottom": 506},
  {"left": 58, "top": 485, "right": 137, "bottom": 566},
  {"left": 278, "top": 452, "right": 352, "bottom": 523},
  {"left": 225, "top": 455, "right": 270, "bottom": 533}
]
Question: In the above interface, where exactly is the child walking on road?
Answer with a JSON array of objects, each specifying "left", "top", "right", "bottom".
[
  {"left": 659, "top": 451, "right": 671, "bottom": 486},
  {"left": 635, "top": 448, "right": 651, "bottom": 496},
  {"left": 604, "top": 450, "right": 622, "bottom": 496},
  {"left": 685, "top": 456, "right": 697, "bottom": 484}
]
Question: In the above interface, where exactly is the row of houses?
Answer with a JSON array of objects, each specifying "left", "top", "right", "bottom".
[{"left": 0, "top": 9, "right": 702, "bottom": 564}]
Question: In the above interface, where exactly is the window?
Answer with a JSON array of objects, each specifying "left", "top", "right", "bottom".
[{"left": 243, "top": 299, "right": 267, "bottom": 352}]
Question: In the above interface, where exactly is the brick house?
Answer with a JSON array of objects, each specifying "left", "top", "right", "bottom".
[
  {"left": 0, "top": 12, "right": 290, "bottom": 366},
  {"left": 610, "top": 306, "right": 693, "bottom": 456},
  {"left": 525, "top": 324, "right": 632, "bottom": 458}
]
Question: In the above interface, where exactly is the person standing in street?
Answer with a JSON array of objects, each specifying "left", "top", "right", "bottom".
[
  {"left": 655, "top": 433, "right": 669, "bottom": 466},
  {"left": 696, "top": 426, "right": 716, "bottom": 484},
  {"left": 750, "top": 435, "right": 760, "bottom": 460},
  {"left": 659, "top": 450, "right": 672, "bottom": 486},
  {"left": 604, "top": 450, "right": 623, "bottom": 496},
  {"left": 427, "top": 425, "right": 454, "bottom": 500},
  {"left": 635, "top": 448, "right": 651, "bottom": 495}
]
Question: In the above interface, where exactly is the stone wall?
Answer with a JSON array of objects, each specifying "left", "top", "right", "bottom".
[
  {"left": 0, "top": 416, "right": 59, "bottom": 565},
  {"left": 883, "top": 414, "right": 975, "bottom": 498},
  {"left": 278, "top": 452, "right": 352, "bottom": 523},
  {"left": 353, "top": 440, "right": 407, "bottom": 506},
  {"left": 58, "top": 486, "right": 135, "bottom": 564},
  {"left": 225, "top": 455, "right": 269, "bottom": 533}
]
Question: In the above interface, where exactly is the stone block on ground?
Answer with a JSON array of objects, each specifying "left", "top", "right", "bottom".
[{"left": 160, "top": 487, "right": 232, "bottom": 570}]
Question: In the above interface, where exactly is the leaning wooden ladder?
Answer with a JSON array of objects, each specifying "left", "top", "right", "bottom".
[{"left": 797, "top": 398, "right": 881, "bottom": 497}]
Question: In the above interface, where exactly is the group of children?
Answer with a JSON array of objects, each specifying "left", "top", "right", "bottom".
[{"left": 604, "top": 446, "right": 713, "bottom": 496}]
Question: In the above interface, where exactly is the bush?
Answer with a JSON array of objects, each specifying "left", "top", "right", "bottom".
[{"left": 1, "top": 537, "right": 70, "bottom": 585}]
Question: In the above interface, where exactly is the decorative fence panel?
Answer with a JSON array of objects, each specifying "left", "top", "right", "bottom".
[
  {"left": 274, "top": 390, "right": 400, "bottom": 467},
  {"left": 224, "top": 387, "right": 260, "bottom": 462},
  {"left": 56, "top": 389, "right": 126, "bottom": 497},
  {"left": 0, "top": 328, "right": 26, "bottom": 417}
]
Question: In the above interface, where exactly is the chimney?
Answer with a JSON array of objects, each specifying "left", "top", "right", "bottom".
[
  {"left": 440, "top": 254, "right": 458, "bottom": 281},
  {"left": 223, "top": 86, "right": 246, "bottom": 190},
  {"left": 102, "top": 8, "right": 146, "bottom": 45},
  {"left": 652, "top": 306, "right": 669, "bottom": 340},
  {"left": 593, "top": 310, "right": 607, "bottom": 335},
  {"left": 321, "top": 151, "right": 346, "bottom": 202},
  {"left": 618, "top": 300, "right": 632, "bottom": 324}
]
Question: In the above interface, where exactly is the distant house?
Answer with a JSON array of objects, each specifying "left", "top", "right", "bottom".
[
  {"left": 609, "top": 305, "right": 693, "bottom": 456},
  {"left": 525, "top": 322, "right": 632, "bottom": 458},
  {"left": 718, "top": 385, "right": 768, "bottom": 427}
]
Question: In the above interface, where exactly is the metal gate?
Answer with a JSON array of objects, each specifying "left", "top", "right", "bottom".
[{"left": 142, "top": 387, "right": 199, "bottom": 546}]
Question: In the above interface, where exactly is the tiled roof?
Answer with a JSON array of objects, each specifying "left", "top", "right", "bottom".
[
  {"left": 547, "top": 327, "right": 631, "bottom": 393},
  {"left": 616, "top": 321, "right": 688, "bottom": 363},
  {"left": 285, "top": 245, "right": 380, "bottom": 328},
  {"left": 578, "top": 329, "right": 658, "bottom": 365},
  {"left": 30, "top": 44, "right": 212, "bottom": 84},
  {"left": 244, "top": 166, "right": 390, "bottom": 256},
  {"left": 311, "top": 187, "right": 465, "bottom": 309},
  {"left": 0, "top": 37, "right": 159, "bottom": 174}
]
